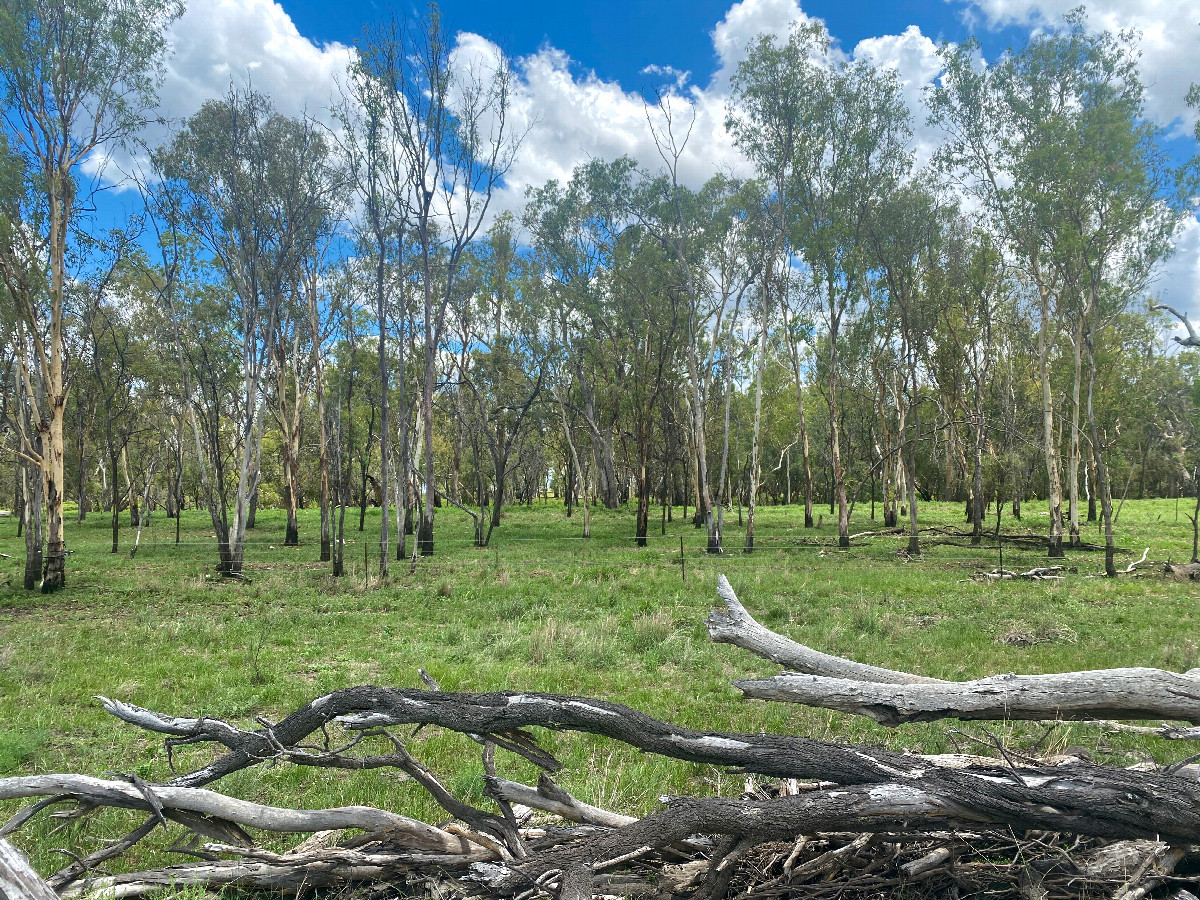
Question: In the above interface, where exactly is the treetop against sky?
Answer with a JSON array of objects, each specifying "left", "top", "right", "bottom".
[{"left": 85, "top": 0, "right": 1200, "bottom": 313}]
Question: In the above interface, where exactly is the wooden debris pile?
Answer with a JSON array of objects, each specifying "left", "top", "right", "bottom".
[{"left": 4, "top": 576, "right": 1200, "bottom": 899}]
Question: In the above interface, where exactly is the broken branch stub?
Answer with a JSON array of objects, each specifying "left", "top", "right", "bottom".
[{"left": 708, "top": 575, "right": 942, "bottom": 684}]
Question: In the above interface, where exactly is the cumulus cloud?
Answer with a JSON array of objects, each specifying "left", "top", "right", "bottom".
[
  {"left": 160, "top": 0, "right": 353, "bottom": 127},
  {"left": 81, "top": 0, "right": 353, "bottom": 186},
  {"left": 484, "top": 41, "right": 746, "bottom": 221},
  {"left": 484, "top": 0, "right": 946, "bottom": 221},
  {"left": 852, "top": 25, "right": 944, "bottom": 169},
  {"left": 953, "top": 0, "right": 1200, "bottom": 135},
  {"left": 1154, "top": 215, "right": 1200, "bottom": 320},
  {"left": 709, "top": 0, "right": 832, "bottom": 88}
]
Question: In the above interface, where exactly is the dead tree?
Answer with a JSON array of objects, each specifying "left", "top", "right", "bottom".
[
  {"left": 1153, "top": 303, "right": 1200, "bottom": 347},
  {"left": 710, "top": 574, "right": 1200, "bottom": 726}
]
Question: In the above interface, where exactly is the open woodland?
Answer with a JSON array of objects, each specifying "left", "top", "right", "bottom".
[{"left": 4, "top": 0, "right": 1200, "bottom": 897}]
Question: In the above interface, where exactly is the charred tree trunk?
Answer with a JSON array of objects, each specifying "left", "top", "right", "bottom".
[
  {"left": 21, "top": 459, "right": 43, "bottom": 591},
  {"left": 635, "top": 422, "right": 650, "bottom": 548}
]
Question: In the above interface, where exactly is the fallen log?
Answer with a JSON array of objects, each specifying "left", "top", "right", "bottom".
[
  {"left": 707, "top": 575, "right": 943, "bottom": 684},
  {"left": 735, "top": 669, "right": 1200, "bottom": 726},
  {"left": 9, "top": 688, "right": 1200, "bottom": 899},
  {"left": 710, "top": 576, "right": 1200, "bottom": 728},
  {"left": 972, "top": 565, "right": 1072, "bottom": 581}
]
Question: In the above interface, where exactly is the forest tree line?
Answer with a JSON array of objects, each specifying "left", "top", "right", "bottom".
[{"left": 2, "top": 0, "right": 1200, "bottom": 590}]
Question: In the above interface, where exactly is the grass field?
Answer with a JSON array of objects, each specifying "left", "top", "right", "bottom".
[{"left": 1, "top": 496, "right": 1198, "bottom": 874}]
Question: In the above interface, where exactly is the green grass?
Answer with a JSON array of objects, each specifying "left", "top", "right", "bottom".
[{"left": 0, "top": 496, "right": 1197, "bottom": 874}]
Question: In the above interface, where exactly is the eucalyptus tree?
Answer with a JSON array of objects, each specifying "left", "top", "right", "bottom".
[
  {"left": 738, "top": 185, "right": 782, "bottom": 553},
  {"left": 731, "top": 24, "right": 911, "bottom": 548},
  {"left": 358, "top": 6, "right": 522, "bottom": 557},
  {"left": 1051, "top": 31, "right": 1178, "bottom": 576},
  {"left": 605, "top": 224, "right": 683, "bottom": 547},
  {"left": 524, "top": 157, "right": 636, "bottom": 512},
  {"left": 335, "top": 27, "right": 410, "bottom": 574},
  {"left": 727, "top": 24, "right": 825, "bottom": 529},
  {"left": 453, "top": 214, "right": 547, "bottom": 544},
  {"left": 930, "top": 20, "right": 1092, "bottom": 557},
  {"left": 0, "top": 135, "right": 46, "bottom": 588},
  {"left": 88, "top": 290, "right": 145, "bottom": 553},
  {"left": 932, "top": 222, "right": 1007, "bottom": 545},
  {"left": 634, "top": 106, "right": 759, "bottom": 554},
  {"left": 265, "top": 149, "right": 341, "bottom": 550},
  {"left": 0, "top": 0, "right": 182, "bottom": 590},
  {"left": 154, "top": 88, "right": 334, "bottom": 577}
]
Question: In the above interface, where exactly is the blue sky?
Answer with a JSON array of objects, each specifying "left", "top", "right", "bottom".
[
  {"left": 89, "top": 0, "right": 1200, "bottom": 311},
  {"left": 277, "top": 0, "right": 990, "bottom": 90}
]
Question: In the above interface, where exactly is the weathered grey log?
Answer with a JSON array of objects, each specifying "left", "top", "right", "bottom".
[
  {"left": 0, "top": 775, "right": 479, "bottom": 854},
  {"left": 0, "top": 839, "right": 58, "bottom": 900},
  {"left": 707, "top": 575, "right": 943, "bottom": 684},
  {"left": 735, "top": 668, "right": 1200, "bottom": 726},
  {"left": 100, "top": 691, "right": 1200, "bottom": 845}
]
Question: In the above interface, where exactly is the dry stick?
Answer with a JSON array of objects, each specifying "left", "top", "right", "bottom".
[
  {"left": 0, "top": 795, "right": 72, "bottom": 839},
  {"left": 1124, "top": 547, "right": 1150, "bottom": 573},
  {"left": 0, "top": 775, "right": 477, "bottom": 853},
  {"left": 488, "top": 777, "right": 636, "bottom": 829},
  {"left": 1112, "top": 846, "right": 1187, "bottom": 900}
]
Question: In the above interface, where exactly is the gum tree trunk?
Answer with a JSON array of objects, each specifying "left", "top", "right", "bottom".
[
  {"left": 1036, "top": 277, "right": 1065, "bottom": 557},
  {"left": 744, "top": 305, "right": 767, "bottom": 554},
  {"left": 1067, "top": 318, "right": 1083, "bottom": 546}
]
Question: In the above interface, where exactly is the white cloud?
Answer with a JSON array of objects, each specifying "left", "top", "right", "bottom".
[
  {"left": 483, "top": 42, "right": 747, "bottom": 221},
  {"left": 1154, "top": 215, "right": 1200, "bottom": 320},
  {"left": 161, "top": 0, "right": 352, "bottom": 126},
  {"left": 709, "top": 0, "right": 831, "bottom": 88},
  {"left": 486, "top": 0, "right": 948, "bottom": 224},
  {"left": 81, "top": 0, "right": 353, "bottom": 186},
  {"left": 953, "top": 0, "right": 1200, "bottom": 135},
  {"left": 852, "top": 25, "right": 944, "bottom": 169}
]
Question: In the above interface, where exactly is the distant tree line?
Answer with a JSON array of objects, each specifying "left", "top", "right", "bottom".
[{"left": 2, "top": 1, "right": 1199, "bottom": 589}]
